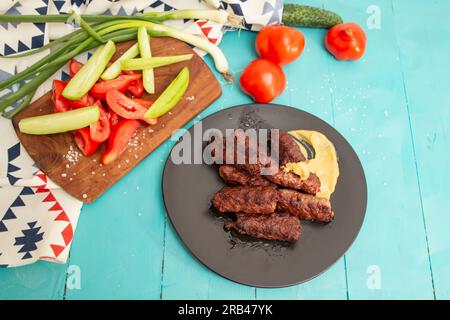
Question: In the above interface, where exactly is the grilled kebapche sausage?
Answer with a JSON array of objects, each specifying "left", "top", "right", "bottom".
[
  {"left": 212, "top": 186, "right": 278, "bottom": 214},
  {"left": 219, "top": 165, "right": 272, "bottom": 187},
  {"left": 208, "top": 129, "right": 277, "bottom": 176},
  {"left": 278, "top": 130, "right": 305, "bottom": 165},
  {"left": 225, "top": 212, "right": 301, "bottom": 242},
  {"left": 265, "top": 171, "right": 321, "bottom": 195},
  {"left": 209, "top": 129, "right": 320, "bottom": 194},
  {"left": 277, "top": 189, "right": 334, "bottom": 222}
]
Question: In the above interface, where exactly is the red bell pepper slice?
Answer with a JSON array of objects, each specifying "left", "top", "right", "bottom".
[
  {"left": 123, "top": 70, "right": 144, "bottom": 98},
  {"left": 105, "top": 89, "right": 148, "bottom": 119},
  {"left": 67, "top": 93, "right": 95, "bottom": 109},
  {"left": 52, "top": 80, "right": 71, "bottom": 113},
  {"left": 69, "top": 59, "right": 83, "bottom": 77},
  {"left": 101, "top": 119, "right": 140, "bottom": 165},
  {"left": 89, "top": 101, "right": 111, "bottom": 143},
  {"left": 127, "top": 78, "right": 144, "bottom": 98},
  {"left": 74, "top": 127, "right": 99, "bottom": 157},
  {"left": 90, "top": 74, "right": 141, "bottom": 100}
]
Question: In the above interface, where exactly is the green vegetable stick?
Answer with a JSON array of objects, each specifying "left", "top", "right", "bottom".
[
  {"left": 144, "top": 67, "right": 189, "bottom": 119},
  {"left": 138, "top": 26, "right": 155, "bottom": 94},
  {"left": 121, "top": 54, "right": 193, "bottom": 70},
  {"left": 101, "top": 43, "right": 140, "bottom": 80},
  {"left": 19, "top": 106, "right": 100, "bottom": 135},
  {"left": 62, "top": 40, "right": 116, "bottom": 100}
]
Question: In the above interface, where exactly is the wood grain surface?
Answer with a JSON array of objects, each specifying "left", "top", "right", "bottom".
[{"left": 12, "top": 37, "right": 221, "bottom": 203}]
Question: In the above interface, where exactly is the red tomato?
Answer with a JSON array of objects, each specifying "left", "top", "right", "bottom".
[
  {"left": 106, "top": 89, "right": 148, "bottom": 119},
  {"left": 52, "top": 80, "right": 70, "bottom": 113},
  {"left": 101, "top": 119, "right": 141, "bottom": 165},
  {"left": 67, "top": 93, "right": 95, "bottom": 109},
  {"left": 239, "top": 58, "right": 286, "bottom": 103},
  {"left": 256, "top": 25, "right": 305, "bottom": 66},
  {"left": 89, "top": 101, "right": 111, "bottom": 143},
  {"left": 132, "top": 98, "right": 153, "bottom": 108},
  {"left": 325, "top": 22, "right": 366, "bottom": 61},
  {"left": 127, "top": 78, "right": 145, "bottom": 98},
  {"left": 69, "top": 59, "right": 83, "bottom": 77},
  {"left": 122, "top": 70, "right": 144, "bottom": 98},
  {"left": 90, "top": 74, "right": 141, "bottom": 100},
  {"left": 108, "top": 107, "right": 122, "bottom": 127},
  {"left": 73, "top": 127, "right": 99, "bottom": 157}
]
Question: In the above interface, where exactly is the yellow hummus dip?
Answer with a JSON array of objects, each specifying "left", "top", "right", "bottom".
[{"left": 283, "top": 130, "right": 339, "bottom": 200}]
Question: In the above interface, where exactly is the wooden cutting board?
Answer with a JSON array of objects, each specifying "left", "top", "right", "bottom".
[{"left": 12, "top": 38, "right": 222, "bottom": 203}]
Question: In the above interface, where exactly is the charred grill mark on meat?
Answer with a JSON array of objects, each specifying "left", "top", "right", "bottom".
[
  {"left": 277, "top": 189, "right": 334, "bottom": 222},
  {"left": 225, "top": 212, "right": 301, "bottom": 242},
  {"left": 208, "top": 129, "right": 276, "bottom": 176},
  {"left": 278, "top": 130, "right": 305, "bottom": 165},
  {"left": 212, "top": 186, "right": 279, "bottom": 214},
  {"left": 213, "top": 186, "right": 333, "bottom": 222},
  {"left": 208, "top": 129, "right": 321, "bottom": 194},
  {"left": 265, "top": 171, "right": 321, "bottom": 195},
  {"left": 219, "top": 165, "right": 272, "bottom": 187}
]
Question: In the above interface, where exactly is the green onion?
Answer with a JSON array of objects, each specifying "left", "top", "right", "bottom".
[
  {"left": 0, "top": 16, "right": 232, "bottom": 115},
  {"left": 0, "top": 61, "right": 66, "bottom": 114},
  {"left": 101, "top": 43, "right": 139, "bottom": 80},
  {"left": 121, "top": 54, "right": 193, "bottom": 70},
  {"left": 0, "top": 30, "right": 137, "bottom": 116},
  {"left": 0, "top": 10, "right": 234, "bottom": 25},
  {"left": 68, "top": 10, "right": 106, "bottom": 44},
  {"left": 19, "top": 105, "right": 100, "bottom": 135},
  {"left": 6, "top": 91, "right": 36, "bottom": 118},
  {"left": 144, "top": 21, "right": 230, "bottom": 77},
  {"left": 137, "top": 26, "right": 155, "bottom": 94},
  {"left": 144, "top": 67, "right": 189, "bottom": 119},
  {"left": 63, "top": 40, "right": 116, "bottom": 100}
]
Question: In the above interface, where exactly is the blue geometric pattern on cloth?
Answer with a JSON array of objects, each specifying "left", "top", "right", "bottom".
[
  {"left": 0, "top": 1, "right": 47, "bottom": 55},
  {"left": 262, "top": 0, "right": 283, "bottom": 25},
  {"left": 7, "top": 143, "right": 21, "bottom": 185},
  {"left": 222, "top": 2, "right": 253, "bottom": 30},
  {"left": 150, "top": 0, "right": 174, "bottom": 11},
  {"left": 0, "top": 0, "right": 282, "bottom": 268},
  {"left": 0, "top": 187, "right": 35, "bottom": 233},
  {"left": 14, "top": 221, "right": 44, "bottom": 260},
  {"left": 0, "top": 2, "right": 21, "bottom": 29}
]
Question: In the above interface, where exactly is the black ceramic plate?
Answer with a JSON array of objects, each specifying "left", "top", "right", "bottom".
[{"left": 162, "top": 104, "right": 367, "bottom": 288}]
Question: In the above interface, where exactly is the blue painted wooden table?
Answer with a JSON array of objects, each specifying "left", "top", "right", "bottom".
[{"left": 1, "top": 0, "right": 449, "bottom": 300}]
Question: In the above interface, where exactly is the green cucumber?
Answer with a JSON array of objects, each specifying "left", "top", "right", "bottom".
[
  {"left": 144, "top": 67, "right": 189, "bottom": 119},
  {"left": 138, "top": 26, "right": 155, "bottom": 94},
  {"left": 282, "top": 4, "right": 343, "bottom": 28},
  {"left": 19, "top": 106, "right": 100, "bottom": 135},
  {"left": 62, "top": 40, "right": 116, "bottom": 100},
  {"left": 121, "top": 54, "right": 193, "bottom": 70},
  {"left": 101, "top": 43, "right": 140, "bottom": 80}
]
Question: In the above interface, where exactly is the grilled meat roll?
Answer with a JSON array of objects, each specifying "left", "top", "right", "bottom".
[
  {"left": 212, "top": 186, "right": 278, "bottom": 214},
  {"left": 265, "top": 171, "right": 321, "bottom": 195},
  {"left": 219, "top": 165, "right": 272, "bottom": 187},
  {"left": 278, "top": 130, "right": 305, "bottom": 165},
  {"left": 208, "top": 129, "right": 277, "bottom": 175},
  {"left": 225, "top": 212, "right": 301, "bottom": 242},
  {"left": 277, "top": 189, "right": 334, "bottom": 222}
]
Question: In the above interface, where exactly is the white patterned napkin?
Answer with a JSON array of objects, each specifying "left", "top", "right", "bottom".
[{"left": 0, "top": 0, "right": 283, "bottom": 268}]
